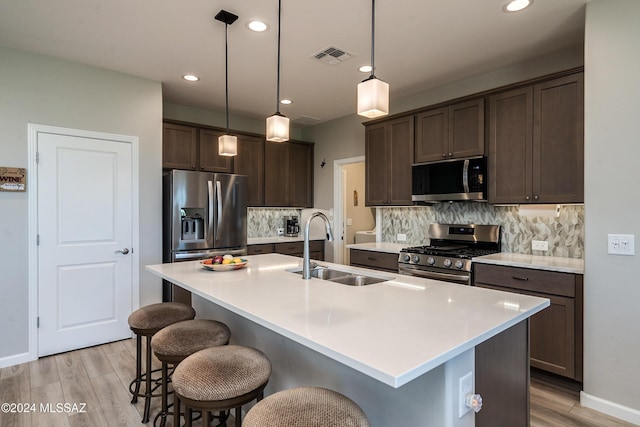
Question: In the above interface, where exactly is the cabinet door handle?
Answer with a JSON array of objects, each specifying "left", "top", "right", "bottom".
[
  {"left": 533, "top": 195, "right": 539, "bottom": 201},
  {"left": 367, "top": 256, "right": 377, "bottom": 261},
  {"left": 512, "top": 276, "right": 529, "bottom": 281},
  {"left": 525, "top": 196, "right": 531, "bottom": 201}
]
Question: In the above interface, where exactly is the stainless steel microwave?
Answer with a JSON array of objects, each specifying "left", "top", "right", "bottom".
[{"left": 412, "top": 157, "right": 486, "bottom": 203}]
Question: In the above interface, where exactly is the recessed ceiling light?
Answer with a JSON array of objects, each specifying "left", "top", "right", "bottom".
[
  {"left": 280, "top": 99, "right": 292, "bottom": 105},
  {"left": 359, "top": 65, "right": 373, "bottom": 73},
  {"left": 183, "top": 74, "right": 200, "bottom": 82},
  {"left": 504, "top": 0, "right": 532, "bottom": 13},
  {"left": 247, "top": 20, "right": 268, "bottom": 32}
]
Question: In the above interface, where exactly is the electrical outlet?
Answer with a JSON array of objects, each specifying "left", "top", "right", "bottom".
[
  {"left": 458, "top": 372, "right": 473, "bottom": 418},
  {"left": 608, "top": 234, "right": 635, "bottom": 255},
  {"left": 532, "top": 240, "right": 548, "bottom": 251},
  {"left": 397, "top": 233, "right": 407, "bottom": 242},
  {"left": 277, "top": 228, "right": 284, "bottom": 236}
]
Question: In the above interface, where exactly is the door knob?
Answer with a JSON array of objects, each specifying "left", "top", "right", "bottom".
[{"left": 115, "top": 248, "right": 130, "bottom": 255}]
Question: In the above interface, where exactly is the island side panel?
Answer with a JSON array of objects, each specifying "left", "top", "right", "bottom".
[
  {"left": 193, "top": 294, "right": 476, "bottom": 427},
  {"left": 475, "top": 319, "right": 530, "bottom": 427}
]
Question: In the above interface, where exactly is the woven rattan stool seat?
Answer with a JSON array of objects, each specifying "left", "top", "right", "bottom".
[
  {"left": 152, "top": 319, "right": 230, "bottom": 360},
  {"left": 128, "top": 302, "right": 195, "bottom": 335},
  {"left": 173, "top": 345, "right": 271, "bottom": 402},
  {"left": 151, "top": 319, "right": 231, "bottom": 427},
  {"left": 172, "top": 345, "right": 271, "bottom": 427},
  {"left": 243, "top": 387, "right": 370, "bottom": 427}
]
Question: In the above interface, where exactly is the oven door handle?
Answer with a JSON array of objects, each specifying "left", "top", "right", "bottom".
[{"left": 398, "top": 264, "right": 470, "bottom": 283}]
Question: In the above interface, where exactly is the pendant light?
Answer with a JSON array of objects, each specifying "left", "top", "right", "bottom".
[
  {"left": 266, "top": 0, "right": 290, "bottom": 142},
  {"left": 357, "top": 0, "right": 389, "bottom": 118},
  {"left": 215, "top": 10, "right": 239, "bottom": 156}
]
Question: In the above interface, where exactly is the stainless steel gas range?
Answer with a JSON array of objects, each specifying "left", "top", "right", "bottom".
[{"left": 398, "top": 224, "right": 501, "bottom": 285}]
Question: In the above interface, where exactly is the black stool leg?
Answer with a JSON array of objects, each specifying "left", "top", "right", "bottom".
[
  {"left": 131, "top": 334, "right": 142, "bottom": 404},
  {"left": 142, "top": 335, "right": 153, "bottom": 423},
  {"left": 157, "top": 361, "right": 168, "bottom": 427},
  {"left": 174, "top": 390, "right": 180, "bottom": 427}
]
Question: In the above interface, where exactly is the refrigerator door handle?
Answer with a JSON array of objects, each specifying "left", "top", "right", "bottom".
[
  {"left": 207, "top": 180, "right": 214, "bottom": 241},
  {"left": 216, "top": 180, "right": 223, "bottom": 241}
]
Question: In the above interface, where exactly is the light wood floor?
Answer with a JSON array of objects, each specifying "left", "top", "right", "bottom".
[{"left": 0, "top": 338, "right": 636, "bottom": 427}]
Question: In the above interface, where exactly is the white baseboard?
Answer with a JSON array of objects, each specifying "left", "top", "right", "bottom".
[
  {"left": 0, "top": 352, "right": 36, "bottom": 369},
  {"left": 581, "top": 391, "right": 640, "bottom": 426}
]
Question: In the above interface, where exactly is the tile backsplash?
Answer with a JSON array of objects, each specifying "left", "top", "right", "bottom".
[
  {"left": 380, "top": 203, "right": 584, "bottom": 258},
  {"left": 248, "top": 208, "right": 300, "bottom": 237}
]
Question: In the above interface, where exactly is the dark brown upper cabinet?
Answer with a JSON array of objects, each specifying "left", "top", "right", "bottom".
[
  {"left": 198, "top": 129, "right": 234, "bottom": 173},
  {"left": 365, "top": 116, "right": 414, "bottom": 206},
  {"left": 162, "top": 122, "right": 232, "bottom": 173},
  {"left": 163, "top": 122, "right": 198, "bottom": 170},
  {"left": 234, "top": 135, "right": 265, "bottom": 206},
  {"left": 489, "top": 72, "right": 584, "bottom": 204},
  {"left": 264, "top": 140, "right": 314, "bottom": 208},
  {"left": 414, "top": 98, "right": 484, "bottom": 163}
]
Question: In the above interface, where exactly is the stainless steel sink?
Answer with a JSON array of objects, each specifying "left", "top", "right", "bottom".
[
  {"left": 311, "top": 268, "right": 351, "bottom": 281},
  {"left": 328, "top": 275, "right": 389, "bottom": 286},
  {"left": 289, "top": 267, "right": 393, "bottom": 286}
]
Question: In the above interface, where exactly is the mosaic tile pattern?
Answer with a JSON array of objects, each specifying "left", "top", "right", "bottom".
[
  {"left": 248, "top": 208, "right": 301, "bottom": 238},
  {"left": 380, "top": 203, "right": 584, "bottom": 258}
]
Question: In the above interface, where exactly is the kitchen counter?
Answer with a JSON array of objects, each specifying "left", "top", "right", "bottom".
[
  {"left": 473, "top": 252, "right": 584, "bottom": 274},
  {"left": 146, "top": 253, "right": 548, "bottom": 388},
  {"left": 345, "top": 241, "right": 407, "bottom": 254}
]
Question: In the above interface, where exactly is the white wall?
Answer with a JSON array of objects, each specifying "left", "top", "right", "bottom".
[
  {"left": 582, "top": 1, "right": 640, "bottom": 423},
  {"left": 0, "top": 46, "right": 163, "bottom": 362}
]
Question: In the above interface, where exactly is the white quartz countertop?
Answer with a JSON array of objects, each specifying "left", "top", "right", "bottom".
[
  {"left": 472, "top": 253, "right": 584, "bottom": 274},
  {"left": 146, "top": 254, "right": 549, "bottom": 388},
  {"left": 345, "top": 242, "right": 407, "bottom": 254}
]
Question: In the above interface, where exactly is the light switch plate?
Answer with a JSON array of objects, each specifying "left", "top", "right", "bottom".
[
  {"left": 608, "top": 234, "right": 635, "bottom": 255},
  {"left": 397, "top": 233, "right": 407, "bottom": 242}
]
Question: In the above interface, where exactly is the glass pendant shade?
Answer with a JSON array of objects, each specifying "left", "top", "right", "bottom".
[
  {"left": 357, "top": 77, "right": 389, "bottom": 118},
  {"left": 218, "top": 134, "right": 238, "bottom": 156},
  {"left": 266, "top": 113, "right": 290, "bottom": 142}
]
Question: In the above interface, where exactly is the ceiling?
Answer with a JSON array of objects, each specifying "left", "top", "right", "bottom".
[{"left": 0, "top": 0, "right": 587, "bottom": 127}]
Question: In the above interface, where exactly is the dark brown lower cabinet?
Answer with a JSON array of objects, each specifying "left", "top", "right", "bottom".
[
  {"left": 475, "top": 320, "right": 529, "bottom": 427},
  {"left": 349, "top": 249, "right": 399, "bottom": 273},
  {"left": 473, "top": 263, "right": 583, "bottom": 381},
  {"left": 248, "top": 241, "right": 324, "bottom": 261}
]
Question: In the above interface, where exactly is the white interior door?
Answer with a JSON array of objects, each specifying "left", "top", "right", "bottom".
[{"left": 37, "top": 131, "right": 133, "bottom": 357}]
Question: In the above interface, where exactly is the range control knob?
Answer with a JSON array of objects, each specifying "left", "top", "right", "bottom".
[
  {"left": 412, "top": 255, "right": 421, "bottom": 263},
  {"left": 427, "top": 257, "right": 436, "bottom": 265},
  {"left": 402, "top": 254, "right": 410, "bottom": 262},
  {"left": 454, "top": 260, "right": 464, "bottom": 269},
  {"left": 443, "top": 259, "right": 452, "bottom": 267}
]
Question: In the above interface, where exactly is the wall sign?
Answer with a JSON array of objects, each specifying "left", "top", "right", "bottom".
[{"left": 0, "top": 167, "right": 26, "bottom": 192}]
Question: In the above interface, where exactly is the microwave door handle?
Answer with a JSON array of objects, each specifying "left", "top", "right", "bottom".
[
  {"left": 207, "top": 181, "right": 214, "bottom": 240},
  {"left": 215, "top": 180, "right": 223, "bottom": 242},
  {"left": 462, "top": 159, "right": 470, "bottom": 193}
]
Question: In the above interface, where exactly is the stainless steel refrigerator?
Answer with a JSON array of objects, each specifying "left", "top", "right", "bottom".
[{"left": 163, "top": 170, "right": 248, "bottom": 303}]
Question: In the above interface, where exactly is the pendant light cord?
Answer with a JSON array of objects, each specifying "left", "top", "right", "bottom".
[
  {"left": 276, "top": 0, "right": 282, "bottom": 114},
  {"left": 370, "top": 0, "right": 376, "bottom": 79},
  {"left": 224, "top": 22, "right": 230, "bottom": 133}
]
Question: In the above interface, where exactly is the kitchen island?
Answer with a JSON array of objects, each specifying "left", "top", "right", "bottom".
[{"left": 146, "top": 254, "right": 549, "bottom": 426}]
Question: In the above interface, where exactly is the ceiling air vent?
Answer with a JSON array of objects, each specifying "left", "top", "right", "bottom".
[
  {"left": 312, "top": 46, "right": 353, "bottom": 65},
  {"left": 292, "top": 115, "right": 322, "bottom": 126}
]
